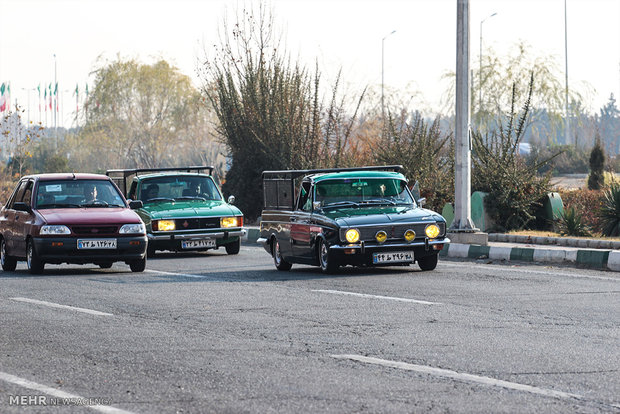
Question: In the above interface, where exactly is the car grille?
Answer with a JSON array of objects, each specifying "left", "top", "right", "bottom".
[
  {"left": 71, "top": 225, "right": 119, "bottom": 236},
  {"left": 172, "top": 217, "right": 221, "bottom": 231},
  {"left": 340, "top": 222, "right": 446, "bottom": 242}
]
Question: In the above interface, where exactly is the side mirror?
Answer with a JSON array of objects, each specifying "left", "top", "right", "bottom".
[
  {"left": 227, "top": 195, "right": 235, "bottom": 204},
  {"left": 417, "top": 197, "right": 426, "bottom": 208},
  {"left": 13, "top": 202, "right": 32, "bottom": 213},
  {"left": 313, "top": 201, "right": 322, "bottom": 210},
  {"left": 129, "top": 200, "right": 143, "bottom": 210}
]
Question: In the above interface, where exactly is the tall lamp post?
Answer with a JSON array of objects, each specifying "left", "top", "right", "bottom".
[
  {"left": 381, "top": 30, "right": 396, "bottom": 124},
  {"left": 479, "top": 12, "right": 497, "bottom": 114}
]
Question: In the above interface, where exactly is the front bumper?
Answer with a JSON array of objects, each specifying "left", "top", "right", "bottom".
[
  {"left": 33, "top": 236, "right": 147, "bottom": 264},
  {"left": 329, "top": 237, "right": 450, "bottom": 266},
  {"left": 148, "top": 229, "right": 246, "bottom": 250}
]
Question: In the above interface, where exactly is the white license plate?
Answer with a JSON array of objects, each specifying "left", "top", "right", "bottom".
[
  {"left": 181, "top": 239, "right": 216, "bottom": 249},
  {"left": 77, "top": 239, "right": 117, "bottom": 249},
  {"left": 373, "top": 251, "right": 414, "bottom": 264}
]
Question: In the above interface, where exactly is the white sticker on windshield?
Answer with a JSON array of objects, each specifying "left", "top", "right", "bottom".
[{"left": 46, "top": 185, "right": 62, "bottom": 192}]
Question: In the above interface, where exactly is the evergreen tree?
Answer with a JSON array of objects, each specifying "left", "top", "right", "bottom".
[{"left": 587, "top": 135, "right": 605, "bottom": 190}]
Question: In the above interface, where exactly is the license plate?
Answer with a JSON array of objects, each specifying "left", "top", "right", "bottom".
[
  {"left": 181, "top": 239, "right": 216, "bottom": 249},
  {"left": 373, "top": 251, "right": 414, "bottom": 264},
  {"left": 77, "top": 239, "right": 117, "bottom": 249}
]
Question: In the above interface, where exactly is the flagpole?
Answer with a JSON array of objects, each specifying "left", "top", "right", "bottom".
[{"left": 53, "top": 53, "right": 57, "bottom": 148}]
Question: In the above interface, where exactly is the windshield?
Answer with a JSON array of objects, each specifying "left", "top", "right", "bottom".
[
  {"left": 138, "top": 176, "right": 222, "bottom": 203},
  {"left": 35, "top": 180, "right": 126, "bottom": 209},
  {"left": 314, "top": 178, "right": 414, "bottom": 208}
]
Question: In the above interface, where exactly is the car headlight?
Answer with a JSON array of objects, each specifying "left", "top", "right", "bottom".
[
  {"left": 156, "top": 220, "right": 176, "bottom": 231},
  {"left": 221, "top": 217, "right": 239, "bottom": 228},
  {"left": 404, "top": 229, "right": 416, "bottom": 242},
  {"left": 119, "top": 223, "right": 146, "bottom": 234},
  {"left": 345, "top": 228, "right": 360, "bottom": 243},
  {"left": 425, "top": 224, "right": 440, "bottom": 239},
  {"left": 375, "top": 230, "right": 387, "bottom": 243},
  {"left": 40, "top": 225, "right": 71, "bottom": 235}
]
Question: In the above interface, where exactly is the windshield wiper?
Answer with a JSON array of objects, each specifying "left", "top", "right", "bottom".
[
  {"left": 360, "top": 198, "right": 397, "bottom": 206},
  {"left": 323, "top": 201, "right": 360, "bottom": 209},
  {"left": 81, "top": 201, "right": 110, "bottom": 208},
  {"left": 144, "top": 197, "right": 175, "bottom": 203},
  {"left": 175, "top": 196, "right": 207, "bottom": 201},
  {"left": 39, "top": 203, "right": 81, "bottom": 208}
]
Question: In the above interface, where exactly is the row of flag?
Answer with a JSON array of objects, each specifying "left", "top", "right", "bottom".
[{"left": 1, "top": 82, "right": 90, "bottom": 115}]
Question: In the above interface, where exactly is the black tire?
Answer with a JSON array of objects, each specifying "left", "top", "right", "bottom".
[
  {"left": 318, "top": 238, "right": 339, "bottom": 273},
  {"left": 272, "top": 238, "right": 292, "bottom": 271},
  {"left": 417, "top": 253, "right": 438, "bottom": 271},
  {"left": 147, "top": 244, "right": 156, "bottom": 258},
  {"left": 1, "top": 239, "right": 17, "bottom": 271},
  {"left": 129, "top": 257, "right": 146, "bottom": 272},
  {"left": 225, "top": 239, "right": 241, "bottom": 255},
  {"left": 98, "top": 262, "right": 113, "bottom": 269},
  {"left": 27, "top": 240, "right": 45, "bottom": 274}
]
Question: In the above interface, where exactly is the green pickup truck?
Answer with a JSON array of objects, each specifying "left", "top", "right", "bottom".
[{"left": 107, "top": 166, "right": 244, "bottom": 257}]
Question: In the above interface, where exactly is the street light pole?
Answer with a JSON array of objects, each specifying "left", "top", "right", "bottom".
[
  {"left": 479, "top": 12, "right": 497, "bottom": 116},
  {"left": 564, "top": 0, "right": 570, "bottom": 146},
  {"left": 381, "top": 30, "right": 396, "bottom": 124}
]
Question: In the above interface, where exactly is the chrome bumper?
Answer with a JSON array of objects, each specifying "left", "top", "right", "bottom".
[
  {"left": 330, "top": 237, "right": 450, "bottom": 252},
  {"left": 148, "top": 229, "right": 246, "bottom": 241}
]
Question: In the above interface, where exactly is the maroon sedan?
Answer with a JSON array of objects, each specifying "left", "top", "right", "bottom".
[{"left": 0, "top": 173, "right": 148, "bottom": 274}]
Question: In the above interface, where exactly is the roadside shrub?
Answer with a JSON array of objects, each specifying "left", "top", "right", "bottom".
[
  {"left": 557, "top": 206, "right": 592, "bottom": 237},
  {"left": 598, "top": 183, "right": 620, "bottom": 237},
  {"left": 472, "top": 75, "right": 557, "bottom": 231},
  {"left": 528, "top": 144, "right": 589, "bottom": 175},
  {"left": 558, "top": 188, "right": 604, "bottom": 231},
  {"left": 587, "top": 138, "right": 605, "bottom": 190}
]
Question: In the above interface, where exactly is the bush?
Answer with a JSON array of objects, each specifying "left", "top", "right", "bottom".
[
  {"left": 558, "top": 188, "right": 604, "bottom": 231},
  {"left": 557, "top": 206, "right": 592, "bottom": 237},
  {"left": 528, "top": 144, "right": 589, "bottom": 175},
  {"left": 587, "top": 138, "right": 605, "bottom": 190},
  {"left": 598, "top": 183, "right": 620, "bottom": 237}
]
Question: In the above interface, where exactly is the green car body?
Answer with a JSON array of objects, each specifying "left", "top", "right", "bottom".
[{"left": 107, "top": 167, "right": 244, "bottom": 257}]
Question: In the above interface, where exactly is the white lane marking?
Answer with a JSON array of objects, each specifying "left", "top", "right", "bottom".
[
  {"left": 0, "top": 371, "right": 135, "bottom": 413},
  {"left": 440, "top": 262, "right": 620, "bottom": 282},
  {"left": 10, "top": 297, "right": 113, "bottom": 317},
  {"left": 145, "top": 269, "right": 214, "bottom": 279},
  {"left": 313, "top": 289, "right": 441, "bottom": 305},
  {"left": 331, "top": 355, "right": 595, "bottom": 404}
]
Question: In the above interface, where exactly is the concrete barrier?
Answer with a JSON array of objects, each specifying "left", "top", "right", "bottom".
[{"left": 607, "top": 251, "right": 620, "bottom": 271}]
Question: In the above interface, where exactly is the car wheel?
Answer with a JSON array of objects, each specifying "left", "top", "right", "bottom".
[
  {"left": 98, "top": 262, "right": 113, "bottom": 269},
  {"left": 417, "top": 253, "right": 438, "bottom": 271},
  {"left": 272, "top": 238, "right": 292, "bottom": 271},
  {"left": 147, "top": 244, "right": 156, "bottom": 258},
  {"left": 1, "top": 239, "right": 17, "bottom": 271},
  {"left": 129, "top": 257, "right": 147, "bottom": 272},
  {"left": 225, "top": 239, "right": 241, "bottom": 255},
  {"left": 27, "top": 240, "right": 45, "bottom": 274},
  {"left": 318, "top": 238, "right": 339, "bottom": 273}
]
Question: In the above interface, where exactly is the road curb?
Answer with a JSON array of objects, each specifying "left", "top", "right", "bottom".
[{"left": 444, "top": 243, "right": 620, "bottom": 272}]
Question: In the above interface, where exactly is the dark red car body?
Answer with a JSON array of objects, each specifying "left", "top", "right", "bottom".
[{"left": 0, "top": 173, "right": 148, "bottom": 273}]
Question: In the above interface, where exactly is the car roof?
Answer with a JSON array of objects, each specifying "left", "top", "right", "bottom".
[
  {"left": 310, "top": 170, "right": 406, "bottom": 183},
  {"left": 24, "top": 173, "right": 111, "bottom": 181},
  {"left": 134, "top": 172, "right": 211, "bottom": 180}
]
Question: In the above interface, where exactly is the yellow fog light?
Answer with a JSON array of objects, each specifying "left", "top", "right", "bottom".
[
  {"left": 158, "top": 220, "right": 176, "bottom": 231},
  {"left": 404, "top": 229, "right": 416, "bottom": 242},
  {"left": 425, "top": 224, "right": 440, "bottom": 239},
  {"left": 345, "top": 228, "right": 360, "bottom": 243},
  {"left": 375, "top": 230, "right": 387, "bottom": 243},
  {"left": 221, "top": 217, "right": 239, "bottom": 228}
]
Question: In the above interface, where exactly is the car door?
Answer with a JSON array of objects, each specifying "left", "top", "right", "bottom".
[
  {"left": 2, "top": 179, "right": 28, "bottom": 254},
  {"left": 290, "top": 182, "right": 314, "bottom": 261},
  {"left": 12, "top": 180, "right": 35, "bottom": 256}
]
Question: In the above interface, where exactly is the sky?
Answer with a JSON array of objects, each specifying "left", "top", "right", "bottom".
[{"left": 1, "top": 0, "right": 619, "bottom": 129}]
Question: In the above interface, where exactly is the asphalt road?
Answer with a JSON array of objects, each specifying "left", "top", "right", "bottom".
[{"left": 0, "top": 245, "right": 619, "bottom": 413}]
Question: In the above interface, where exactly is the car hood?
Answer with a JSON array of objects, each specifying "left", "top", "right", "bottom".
[
  {"left": 39, "top": 208, "right": 142, "bottom": 225},
  {"left": 140, "top": 200, "right": 241, "bottom": 220},
  {"left": 323, "top": 205, "right": 445, "bottom": 227}
]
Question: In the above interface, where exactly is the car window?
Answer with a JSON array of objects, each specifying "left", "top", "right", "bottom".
[
  {"left": 7, "top": 180, "right": 29, "bottom": 209},
  {"left": 139, "top": 176, "right": 222, "bottom": 202},
  {"left": 314, "top": 178, "right": 414, "bottom": 207},
  {"left": 35, "top": 180, "right": 125, "bottom": 208},
  {"left": 21, "top": 181, "right": 34, "bottom": 207},
  {"left": 296, "top": 182, "right": 311, "bottom": 211}
]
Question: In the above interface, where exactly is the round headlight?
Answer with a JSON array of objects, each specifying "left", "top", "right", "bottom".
[
  {"left": 345, "top": 228, "right": 360, "bottom": 243},
  {"left": 375, "top": 231, "right": 387, "bottom": 243},
  {"left": 425, "top": 224, "right": 440, "bottom": 239},
  {"left": 404, "top": 229, "right": 416, "bottom": 242}
]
